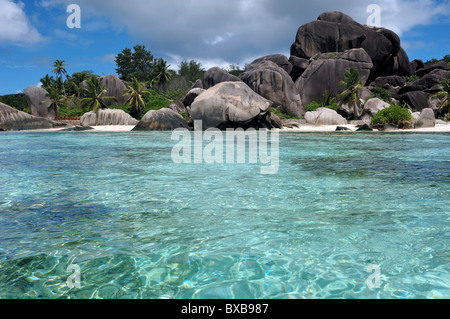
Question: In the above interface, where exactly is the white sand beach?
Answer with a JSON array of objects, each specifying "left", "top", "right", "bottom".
[
  {"left": 279, "top": 123, "right": 450, "bottom": 133},
  {"left": 91, "top": 125, "right": 135, "bottom": 132}
]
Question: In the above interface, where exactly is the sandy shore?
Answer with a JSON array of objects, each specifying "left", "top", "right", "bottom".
[
  {"left": 91, "top": 125, "right": 135, "bottom": 132},
  {"left": 279, "top": 123, "right": 450, "bottom": 133},
  {"left": 27, "top": 123, "right": 450, "bottom": 133}
]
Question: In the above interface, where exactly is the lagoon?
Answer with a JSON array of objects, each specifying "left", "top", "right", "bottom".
[{"left": 0, "top": 131, "right": 449, "bottom": 299}]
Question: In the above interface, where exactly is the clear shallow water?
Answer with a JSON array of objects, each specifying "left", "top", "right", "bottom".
[{"left": 0, "top": 131, "right": 449, "bottom": 299}]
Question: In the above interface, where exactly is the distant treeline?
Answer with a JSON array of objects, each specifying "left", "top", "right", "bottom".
[{"left": 0, "top": 94, "right": 29, "bottom": 113}]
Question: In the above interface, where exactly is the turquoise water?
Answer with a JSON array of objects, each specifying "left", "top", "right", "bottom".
[{"left": 0, "top": 131, "right": 449, "bottom": 299}]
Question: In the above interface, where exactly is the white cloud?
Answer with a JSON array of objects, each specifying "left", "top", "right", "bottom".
[
  {"left": 37, "top": 0, "right": 450, "bottom": 64},
  {"left": 0, "top": 0, "right": 46, "bottom": 44}
]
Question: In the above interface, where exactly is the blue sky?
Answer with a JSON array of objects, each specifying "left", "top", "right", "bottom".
[{"left": 0, "top": 0, "right": 449, "bottom": 95}]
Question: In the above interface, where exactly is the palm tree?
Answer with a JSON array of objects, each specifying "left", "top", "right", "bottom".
[
  {"left": 122, "top": 77, "right": 150, "bottom": 119},
  {"left": 52, "top": 60, "right": 68, "bottom": 97},
  {"left": 40, "top": 74, "right": 55, "bottom": 91},
  {"left": 152, "top": 58, "right": 173, "bottom": 89},
  {"left": 338, "top": 68, "right": 366, "bottom": 119},
  {"left": 79, "top": 76, "right": 117, "bottom": 125},
  {"left": 432, "top": 76, "right": 450, "bottom": 116},
  {"left": 41, "top": 86, "right": 66, "bottom": 120}
]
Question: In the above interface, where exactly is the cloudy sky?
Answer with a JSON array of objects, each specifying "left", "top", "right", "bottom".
[{"left": 0, "top": 0, "right": 449, "bottom": 95}]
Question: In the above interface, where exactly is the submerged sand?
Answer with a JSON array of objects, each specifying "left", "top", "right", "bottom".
[{"left": 23, "top": 123, "right": 450, "bottom": 133}]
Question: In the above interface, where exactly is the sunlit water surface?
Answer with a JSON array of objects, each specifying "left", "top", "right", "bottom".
[{"left": 0, "top": 131, "right": 448, "bottom": 299}]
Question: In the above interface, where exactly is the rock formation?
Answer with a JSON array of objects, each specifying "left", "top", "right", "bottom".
[
  {"left": 80, "top": 109, "right": 139, "bottom": 126},
  {"left": 190, "top": 81, "right": 273, "bottom": 130},
  {"left": 239, "top": 59, "right": 305, "bottom": 117},
  {"left": 202, "top": 67, "right": 242, "bottom": 90},
  {"left": 0, "top": 102, "right": 64, "bottom": 131},
  {"left": 296, "top": 49, "right": 373, "bottom": 106},
  {"left": 24, "top": 86, "right": 55, "bottom": 120},
  {"left": 132, "top": 108, "right": 189, "bottom": 131},
  {"left": 304, "top": 107, "right": 348, "bottom": 125}
]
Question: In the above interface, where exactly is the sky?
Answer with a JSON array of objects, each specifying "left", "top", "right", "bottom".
[{"left": 0, "top": 0, "right": 449, "bottom": 95}]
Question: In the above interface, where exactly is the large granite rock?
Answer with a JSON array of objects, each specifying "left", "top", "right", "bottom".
[
  {"left": 202, "top": 67, "right": 242, "bottom": 89},
  {"left": 289, "top": 56, "right": 310, "bottom": 82},
  {"left": 296, "top": 48, "right": 373, "bottom": 106},
  {"left": 416, "top": 61, "right": 449, "bottom": 78},
  {"left": 183, "top": 88, "right": 205, "bottom": 108},
  {"left": 413, "top": 69, "right": 450, "bottom": 90},
  {"left": 80, "top": 109, "right": 139, "bottom": 126},
  {"left": 0, "top": 102, "right": 63, "bottom": 131},
  {"left": 415, "top": 108, "right": 435, "bottom": 128},
  {"left": 190, "top": 81, "right": 273, "bottom": 130},
  {"left": 24, "top": 86, "right": 55, "bottom": 120},
  {"left": 80, "top": 74, "right": 128, "bottom": 107},
  {"left": 290, "top": 11, "right": 412, "bottom": 81},
  {"left": 250, "top": 54, "right": 293, "bottom": 74},
  {"left": 370, "top": 75, "right": 406, "bottom": 88},
  {"left": 304, "top": 107, "right": 347, "bottom": 125},
  {"left": 400, "top": 91, "right": 431, "bottom": 112},
  {"left": 132, "top": 108, "right": 189, "bottom": 131},
  {"left": 240, "top": 60, "right": 305, "bottom": 117},
  {"left": 361, "top": 98, "right": 390, "bottom": 122}
]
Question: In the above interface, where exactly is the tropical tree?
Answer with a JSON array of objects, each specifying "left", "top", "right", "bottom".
[
  {"left": 178, "top": 59, "right": 205, "bottom": 83},
  {"left": 52, "top": 60, "right": 68, "bottom": 96},
  {"left": 79, "top": 76, "right": 117, "bottom": 124},
  {"left": 122, "top": 77, "right": 150, "bottom": 119},
  {"left": 338, "top": 68, "right": 366, "bottom": 119},
  {"left": 40, "top": 86, "right": 66, "bottom": 119},
  {"left": 432, "top": 76, "right": 450, "bottom": 116},
  {"left": 115, "top": 45, "right": 154, "bottom": 82},
  {"left": 152, "top": 58, "right": 173, "bottom": 89},
  {"left": 40, "top": 74, "right": 56, "bottom": 91}
]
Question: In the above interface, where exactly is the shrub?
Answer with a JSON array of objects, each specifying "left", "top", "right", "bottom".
[
  {"left": 143, "top": 89, "right": 170, "bottom": 112},
  {"left": 371, "top": 104, "right": 413, "bottom": 125},
  {"left": 371, "top": 87, "right": 392, "bottom": 103},
  {"left": 270, "top": 107, "right": 301, "bottom": 120},
  {"left": 406, "top": 75, "right": 419, "bottom": 83},
  {"left": 0, "top": 94, "right": 28, "bottom": 112}
]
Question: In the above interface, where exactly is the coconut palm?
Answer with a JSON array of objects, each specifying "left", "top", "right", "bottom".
[
  {"left": 152, "top": 58, "right": 173, "bottom": 89},
  {"left": 338, "top": 68, "right": 366, "bottom": 119},
  {"left": 40, "top": 74, "right": 55, "bottom": 91},
  {"left": 432, "top": 76, "right": 450, "bottom": 116},
  {"left": 122, "top": 77, "right": 150, "bottom": 119},
  {"left": 40, "top": 86, "right": 66, "bottom": 120},
  {"left": 79, "top": 76, "right": 117, "bottom": 124},
  {"left": 52, "top": 60, "right": 68, "bottom": 97}
]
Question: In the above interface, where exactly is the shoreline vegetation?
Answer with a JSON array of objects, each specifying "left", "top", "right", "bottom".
[{"left": 1, "top": 11, "right": 449, "bottom": 134}]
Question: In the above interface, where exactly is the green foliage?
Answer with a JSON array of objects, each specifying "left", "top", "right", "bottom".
[
  {"left": 180, "top": 112, "right": 189, "bottom": 120},
  {"left": 338, "top": 68, "right": 366, "bottom": 118},
  {"left": 307, "top": 90, "right": 340, "bottom": 112},
  {"left": 406, "top": 75, "right": 419, "bottom": 83},
  {"left": 178, "top": 59, "right": 205, "bottom": 84},
  {"left": 152, "top": 58, "right": 173, "bottom": 89},
  {"left": 371, "top": 87, "right": 392, "bottom": 103},
  {"left": 0, "top": 94, "right": 28, "bottom": 112},
  {"left": 142, "top": 89, "right": 170, "bottom": 113},
  {"left": 122, "top": 77, "right": 150, "bottom": 119},
  {"left": 115, "top": 45, "right": 155, "bottom": 82},
  {"left": 371, "top": 104, "right": 413, "bottom": 125},
  {"left": 227, "top": 64, "right": 244, "bottom": 77},
  {"left": 270, "top": 107, "right": 301, "bottom": 120},
  {"left": 79, "top": 76, "right": 117, "bottom": 114}
]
